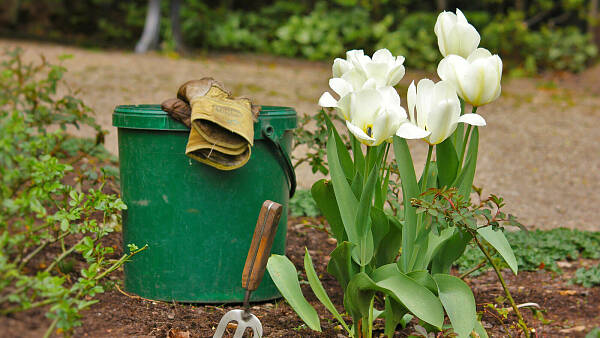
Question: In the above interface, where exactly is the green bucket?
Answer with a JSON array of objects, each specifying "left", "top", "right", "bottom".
[{"left": 112, "top": 104, "right": 296, "bottom": 303}]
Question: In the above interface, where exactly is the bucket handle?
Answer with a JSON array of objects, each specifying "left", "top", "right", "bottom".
[{"left": 262, "top": 125, "right": 296, "bottom": 198}]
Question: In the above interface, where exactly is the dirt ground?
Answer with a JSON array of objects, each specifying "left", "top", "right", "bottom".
[
  {"left": 2, "top": 217, "right": 599, "bottom": 337},
  {"left": 1, "top": 38, "right": 599, "bottom": 232}
]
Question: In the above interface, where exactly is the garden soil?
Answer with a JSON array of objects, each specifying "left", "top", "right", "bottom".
[
  {"left": 1, "top": 39, "right": 599, "bottom": 232},
  {"left": 1, "top": 39, "right": 600, "bottom": 337},
  {"left": 1, "top": 217, "right": 599, "bottom": 337}
]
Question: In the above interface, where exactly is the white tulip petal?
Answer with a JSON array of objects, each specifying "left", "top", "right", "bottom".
[
  {"left": 387, "top": 65, "right": 406, "bottom": 86},
  {"left": 346, "top": 120, "right": 375, "bottom": 145},
  {"left": 427, "top": 100, "right": 459, "bottom": 145},
  {"left": 467, "top": 48, "right": 492, "bottom": 62},
  {"left": 372, "top": 109, "right": 403, "bottom": 146},
  {"left": 372, "top": 48, "right": 394, "bottom": 64},
  {"left": 416, "top": 79, "right": 435, "bottom": 128},
  {"left": 396, "top": 121, "right": 430, "bottom": 140},
  {"left": 337, "top": 94, "right": 352, "bottom": 120},
  {"left": 364, "top": 62, "right": 390, "bottom": 87},
  {"left": 458, "top": 113, "right": 486, "bottom": 126},
  {"left": 342, "top": 69, "right": 367, "bottom": 91},
  {"left": 329, "top": 78, "right": 353, "bottom": 97},
  {"left": 407, "top": 81, "right": 417, "bottom": 124},
  {"left": 456, "top": 9, "right": 468, "bottom": 24},
  {"left": 318, "top": 92, "right": 338, "bottom": 108},
  {"left": 378, "top": 86, "right": 401, "bottom": 108},
  {"left": 451, "top": 24, "right": 480, "bottom": 58},
  {"left": 332, "top": 58, "right": 353, "bottom": 78}
]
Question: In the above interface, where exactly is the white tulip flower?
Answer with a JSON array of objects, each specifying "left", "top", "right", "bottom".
[
  {"left": 330, "top": 49, "right": 405, "bottom": 89},
  {"left": 437, "top": 48, "right": 503, "bottom": 107},
  {"left": 323, "top": 86, "right": 428, "bottom": 146},
  {"left": 396, "top": 79, "right": 486, "bottom": 145},
  {"left": 434, "top": 9, "right": 480, "bottom": 58}
]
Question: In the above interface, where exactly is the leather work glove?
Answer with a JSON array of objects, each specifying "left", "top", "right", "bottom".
[{"left": 162, "top": 78, "right": 259, "bottom": 170}]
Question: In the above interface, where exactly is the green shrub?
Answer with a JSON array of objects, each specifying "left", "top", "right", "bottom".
[
  {"left": 0, "top": 48, "right": 145, "bottom": 335},
  {"left": 457, "top": 228, "right": 600, "bottom": 277},
  {"left": 571, "top": 263, "right": 600, "bottom": 288}
]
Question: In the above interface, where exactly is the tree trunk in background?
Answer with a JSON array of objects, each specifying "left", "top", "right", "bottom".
[
  {"left": 436, "top": 0, "right": 447, "bottom": 11},
  {"left": 170, "top": 0, "right": 187, "bottom": 54},
  {"left": 589, "top": 0, "right": 600, "bottom": 48},
  {"left": 515, "top": 0, "right": 526, "bottom": 12},
  {"left": 135, "top": 0, "right": 161, "bottom": 53}
]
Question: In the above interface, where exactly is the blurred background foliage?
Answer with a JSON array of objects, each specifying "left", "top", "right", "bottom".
[{"left": 0, "top": 0, "right": 598, "bottom": 73}]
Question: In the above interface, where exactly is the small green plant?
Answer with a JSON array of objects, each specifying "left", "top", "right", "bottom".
[
  {"left": 456, "top": 228, "right": 600, "bottom": 276},
  {"left": 571, "top": 263, "right": 600, "bottom": 288},
  {"left": 0, "top": 48, "right": 144, "bottom": 336},
  {"left": 289, "top": 189, "right": 321, "bottom": 217}
]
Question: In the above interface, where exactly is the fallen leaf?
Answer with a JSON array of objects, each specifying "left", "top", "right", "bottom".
[
  {"left": 167, "top": 328, "right": 190, "bottom": 338},
  {"left": 559, "top": 290, "right": 577, "bottom": 296},
  {"left": 559, "top": 325, "right": 586, "bottom": 333}
]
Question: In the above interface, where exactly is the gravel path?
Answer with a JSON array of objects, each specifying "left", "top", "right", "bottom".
[{"left": 3, "top": 39, "right": 599, "bottom": 231}]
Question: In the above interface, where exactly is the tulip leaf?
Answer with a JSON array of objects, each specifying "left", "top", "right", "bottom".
[
  {"left": 267, "top": 255, "right": 321, "bottom": 332},
  {"left": 370, "top": 207, "right": 390, "bottom": 259},
  {"left": 324, "top": 111, "right": 353, "bottom": 180},
  {"left": 478, "top": 226, "right": 518, "bottom": 275},
  {"left": 436, "top": 138, "right": 459, "bottom": 188},
  {"left": 304, "top": 249, "right": 350, "bottom": 333},
  {"left": 311, "top": 179, "right": 346, "bottom": 242},
  {"left": 431, "top": 228, "right": 472, "bottom": 274},
  {"left": 327, "top": 241, "right": 357, "bottom": 291},
  {"left": 433, "top": 274, "right": 476, "bottom": 338},
  {"left": 351, "top": 134, "right": 365, "bottom": 177},
  {"left": 393, "top": 136, "right": 419, "bottom": 272},
  {"left": 374, "top": 214, "right": 403, "bottom": 267},
  {"left": 407, "top": 270, "right": 438, "bottom": 295},
  {"left": 384, "top": 296, "right": 410, "bottom": 337},
  {"left": 327, "top": 132, "right": 359, "bottom": 245},
  {"left": 355, "top": 162, "right": 379, "bottom": 265},
  {"left": 351, "top": 170, "right": 363, "bottom": 200},
  {"left": 376, "top": 273, "right": 445, "bottom": 328},
  {"left": 473, "top": 320, "right": 489, "bottom": 338}
]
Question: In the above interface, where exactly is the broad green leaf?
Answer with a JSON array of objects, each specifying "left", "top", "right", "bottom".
[
  {"left": 376, "top": 166, "right": 391, "bottom": 210},
  {"left": 407, "top": 271, "right": 438, "bottom": 295},
  {"left": 431, "top": 229, "right": 472, "bottom": 274},
  {"left": 344, "top": 272, "right": 378, "bottom": 319},
  {"left": 393, "top": 136, "right": 419, "bottom": 272},
  {"left": 371, "top": 263, "right": 400, "bottom": 282},
  {"left": 473, "top": 319, "right": 489, "bottom": 338},
  {"left": 351, "top": 134, "right": 365, "bottom": 177},
  {"left": 453, "top": 120, "right": 465, "bottom": 150},
  {"left": 351, "top": 170, "right": 363, "bottom": 200},
  {"left": 433, "top": 274, "right": 476, "bottom": 338},
  {"left": 478, "top": 227, "right": 519, "bottom": 274},
  {"left": 374, "top": 213, "right": 402, "bottom": 267},
  {"left": 327, "top": 132, "right": 359, "bottom": 245},
  {"left": 311, "top": 179, "right": 346, "bottom": 242},
  {"left": 327, "top": 241, "right": 357, "bottom": 290},
  {"left": 376, "top": 273, "right": 445, "bottom": 328},
  {"left": 384, "top": 296, "right": 409, "bottom": 337},
  {"left": 267, "top": 255, "right": 321, "bottom": 331},
  {"left": 324, "top": 112, "right": 353, "bottom": 180},
  {"left": 436, "top": 138, "right": 459, "bottom": 188},
  {"left": 422, "top": 228, "right": 455, "bottom": 269},
  {"left": 304, "top": 249, "right": 350, "bottom": 333},
  {"left": 370, "top": 207, "right": 390, "bottom": 257},
  {"left": 355, "top": 162, "right": 379, "bottom": 265}
]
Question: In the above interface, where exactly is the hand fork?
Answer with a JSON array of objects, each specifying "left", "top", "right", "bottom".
[{"left": 213, "top": 200, "right": 283, "bottom": 338}]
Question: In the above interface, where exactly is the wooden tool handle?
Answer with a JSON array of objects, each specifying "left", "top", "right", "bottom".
[{"left": 241, "top": 200, "right": 283, "bottom": 291}]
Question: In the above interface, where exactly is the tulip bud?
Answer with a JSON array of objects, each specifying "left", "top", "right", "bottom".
[
  {"left": 434, "top": 9, "right": 480, "bottom": 58},
  {"left": 437, "top": 48, "right": 503, "bottom": 107}
]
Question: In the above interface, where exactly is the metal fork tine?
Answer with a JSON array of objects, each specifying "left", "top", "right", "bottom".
[{"left": 213, "top": 309, "right": 262, "bottom": 338}]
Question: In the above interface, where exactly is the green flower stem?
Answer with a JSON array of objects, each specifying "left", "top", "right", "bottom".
[
  {"left": 95, "top": 244, "right": 148, "bottom": 281},
  {"left": 420, "top": 145, "right": 434, "bottom": 192},
  {"left": 472, "top": 232, "right": 531, "bottom": 337},
  {"left": 458, "top": 106, "right": 477, "bottom": 169},
  {"left": 43, "top": 318, "right": 58, "bottom": 338}
]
